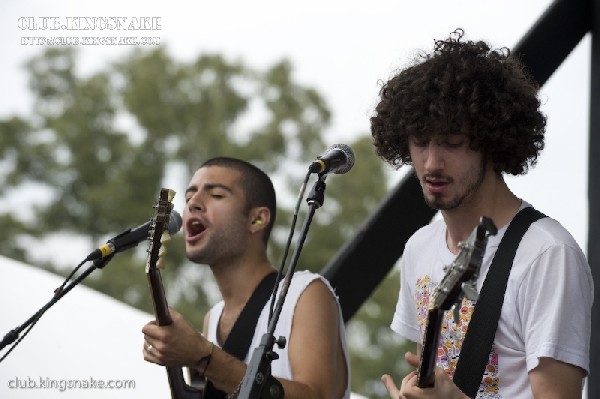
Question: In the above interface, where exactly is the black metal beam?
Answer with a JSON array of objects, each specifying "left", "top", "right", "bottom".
[
  {"left": 587, "top": 1, "right": 599, "bottom": 397},
  {"left": 321, "top": 169, "right": 436, "bottom": 322},
  {"left": 513, "top": 0, "right": 590, "bottom": 85}
]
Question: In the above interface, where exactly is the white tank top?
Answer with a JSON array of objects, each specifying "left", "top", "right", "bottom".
[{"left": 206, "top": 270, "right": 351, "bottom": 398}]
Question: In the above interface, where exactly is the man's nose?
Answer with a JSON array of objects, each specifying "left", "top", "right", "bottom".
[
  {"left": 185, "top": 192, "right": 205, "bottom": 213},
  {"left": 423, "top": 141, "right": 445, "bottom": 172}
]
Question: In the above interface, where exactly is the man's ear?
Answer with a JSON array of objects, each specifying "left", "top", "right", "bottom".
[{"left": 250, "top": 207, "right": 270, "bottom": 230}]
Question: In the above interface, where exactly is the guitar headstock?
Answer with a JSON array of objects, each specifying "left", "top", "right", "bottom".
[
  {"left": 146, "top": 188, "right": 177, "bottom": 273},
  {"left": 430, "top": 216, "right": 497, "bottom": 312}
]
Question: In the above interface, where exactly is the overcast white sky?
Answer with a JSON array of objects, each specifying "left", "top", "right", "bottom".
[{"left": 0, "top": 0, "right": 591, "bottom": 254}]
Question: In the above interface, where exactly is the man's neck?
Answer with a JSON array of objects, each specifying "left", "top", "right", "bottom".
[
  {"left": 210, "top": 255, "right": 275, "bottom": 346},
  {"left": 211, "top": 255, "right": 275, "bottom": 309},
  {"left": 442, "top": 177, "right": 521, "bottom": 254}
]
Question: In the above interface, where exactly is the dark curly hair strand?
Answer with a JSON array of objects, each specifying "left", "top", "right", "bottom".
[{"left": 370, "top": 28, "right": 546, "bottom": 175}]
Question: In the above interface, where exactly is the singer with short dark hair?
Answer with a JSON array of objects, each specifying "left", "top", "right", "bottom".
[
  {"left": 142, "top": 156, "right": 351, "bottom": 398},
  {"left": 370, "top": 29, "right": 593, "bottom": 398}
]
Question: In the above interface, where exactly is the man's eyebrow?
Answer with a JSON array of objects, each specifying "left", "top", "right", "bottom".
[
  {"left": 185, "top": 185, "right": 197, "bottom": 196},
  {"left": 185, "top": 183, "right": 233, "bottom": 195},
  {"left": 204, "top": 183, "right": 233, "bottom": 193}
]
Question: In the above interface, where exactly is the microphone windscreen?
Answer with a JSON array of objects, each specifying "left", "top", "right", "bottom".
[{"left": 168, "top": 210, "right": 183, "bottom": 234}]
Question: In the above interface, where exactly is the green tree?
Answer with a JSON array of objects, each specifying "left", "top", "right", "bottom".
[
  {"left": 347, "top": 269, "right": 414, "bottom": 398},
  {"left": 0, "top": 45, "right": 412, "bottom": 398}
]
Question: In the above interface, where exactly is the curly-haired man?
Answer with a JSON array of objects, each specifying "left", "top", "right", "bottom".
[{"left": 371, "top": 29, "right": 593, "bottom": 398}]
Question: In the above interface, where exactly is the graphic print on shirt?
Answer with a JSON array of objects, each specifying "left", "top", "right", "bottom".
[{"left": 415, "top": 276, "right": 500, "bottom": 398}]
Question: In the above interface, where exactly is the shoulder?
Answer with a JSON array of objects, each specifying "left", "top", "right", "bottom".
[
  {"left": 520, "top": 215, "right": 587, "bottom": 261},
  {"left": 285, "top": 271, "right": 340, "bottom": 314},
  {"left": 404, "top": 217, "right": 445, "bottom": 252},
  {"left": 516, "top": 204, "right": 582, "bottom": 250},
  {"left": 288, "top": 273, "right": 343, "bottom": 344},
  {"left": 514, "top": 214, "right": 591, "bottom": 285},
  {"left": 402, "top": 218, "right": 446, "bottom": 259},
  {"left": 271, "top": 271, "right": 342, "bottom": 341},
  {"left": 288, "top": 270, "right": 336, "bottom": 302}
]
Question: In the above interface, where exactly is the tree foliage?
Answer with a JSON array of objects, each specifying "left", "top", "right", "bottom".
[{"left": 0, "top": 46, "right": 412, "bottom": 398}]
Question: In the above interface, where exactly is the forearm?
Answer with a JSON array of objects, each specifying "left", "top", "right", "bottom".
[
  {"left": 200, "top": 346, "right": 246, "bottom": 394},
  {"left": 201, "top": 347, "right": 326, "bottom": 399}
]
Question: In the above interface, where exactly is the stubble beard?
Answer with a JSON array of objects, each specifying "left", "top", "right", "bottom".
[
  {"left": 186, "top": 220, "right": 248, "bottom": 266},
  {"left": 424, "top": 159, "right": 487, "bottom": 211}
]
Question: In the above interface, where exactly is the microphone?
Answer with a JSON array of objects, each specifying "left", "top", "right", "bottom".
[
  {"left": 85, "top": 210, "right": 183, "bottom": 261},
  {"left": 308, "top": 143, "right": 355, "bottom": 174}
]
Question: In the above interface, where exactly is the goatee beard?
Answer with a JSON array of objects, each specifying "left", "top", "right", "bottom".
[{"left": 424, "top": 159, "right": 487, "bottom": 211}]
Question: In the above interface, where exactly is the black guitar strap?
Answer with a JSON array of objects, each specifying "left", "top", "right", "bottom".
[
  {"left": 204, "top": 271, "right": 278, "bottom": 399},
  {"left": 453, "top": 207, "right": 546, "bottom": 398}
]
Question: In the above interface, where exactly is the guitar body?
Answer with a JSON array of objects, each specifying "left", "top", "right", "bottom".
[
  {"left": 146, "top": 188, "right": 205, "bottom": 399},
  {"left": 416, "top": 217, "right": 497, "bottom": 388}
]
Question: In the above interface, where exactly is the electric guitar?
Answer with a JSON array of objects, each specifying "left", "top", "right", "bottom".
[
  {"left": 416, "top": 216, "right": 497, "bottom": 388},
  {"left": 145, "top": 188, "right": 205, "bottom": 399}
]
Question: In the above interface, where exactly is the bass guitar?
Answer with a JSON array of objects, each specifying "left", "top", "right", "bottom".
[
  {"left": 145, "top": 188, "right": 205, "bottom": 399},
  {"left": 416, "top": 216, "right": 497, "bottom": 388}
]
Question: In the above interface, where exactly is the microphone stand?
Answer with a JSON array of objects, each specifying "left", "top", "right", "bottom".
[
  {"left": 0, "top": 255, "right": 114, "bottom": 357},
  {"left": 237, "top": 173, "right": 328, "bottom": 399}
]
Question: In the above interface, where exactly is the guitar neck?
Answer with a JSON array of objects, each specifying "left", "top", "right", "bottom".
[
  {"left": 417, "top": 308, "right": 444, "bottom": 388},
  {"left": 144, "top": 188, "right": 204, "bottom": 399},
  {"left": 146, "top": 265, "right": 205, "bottom": 399},
  {"left": 147, "top": 267, "right": 172, "bottom": 326}
]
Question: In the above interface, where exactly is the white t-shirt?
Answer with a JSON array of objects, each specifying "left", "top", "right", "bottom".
[
  {"left": 391, "top": 204, "right": 593, "bottom": 398},
  {"left": 207, "top": 270, "right": 351, "bottom": 399}
]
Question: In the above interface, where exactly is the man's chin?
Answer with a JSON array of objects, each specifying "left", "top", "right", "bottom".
[
  {"left": 186, "top": 249, "right": 207, "bottom": 264},
  {"left": 424, "top": 193, "right": 445, "bottom": 210},
  {"left": 424, "top": 196, "right": 457, "bottom": 211}
]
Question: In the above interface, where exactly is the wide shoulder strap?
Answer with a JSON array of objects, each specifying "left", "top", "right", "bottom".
[
  {"left": 222, "top": 271, "right": 278, "bottom": 360},
  {"left": 453, "top": 207, "right": 546, "bottom": 398},
  {"left": 204, "top": 271, "right": 278, "bottom": 399}
]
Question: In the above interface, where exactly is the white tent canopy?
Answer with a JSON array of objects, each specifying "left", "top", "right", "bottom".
[
  {"left": 0, "top": 256, "right": 367, "bottom": 398},
  {"left": 0, "top": 255, "right": 172, "bottom": 398}
]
